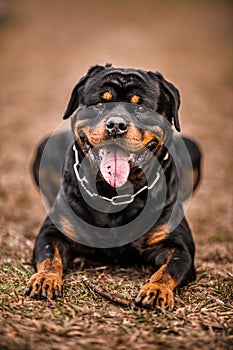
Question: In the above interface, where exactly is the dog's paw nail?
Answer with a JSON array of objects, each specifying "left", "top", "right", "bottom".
[
  {"left": 145, "top": 298, "right": 152, "bottom": 307},
  {"left": 135, "top": 296, "right": 143, "bottom": 305},
  {"left": 41, "top": 293, "right": 48, "bottom": 300},
  {"left": 139, "top": 298, "right": 152, "bottom": 309},
  {"left": 44, "top": 284, "right": 49, "bottom": 290},
  {"left": 54, "top": 290, "right": 59, "bottom": 298},
  {"left": 25, "top": 287, "right": 31, "bottom": 296},
  {"left": 33, "top": 291, "right": 40, "bottom": 299}
]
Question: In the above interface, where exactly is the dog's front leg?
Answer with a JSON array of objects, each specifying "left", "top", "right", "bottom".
[
  {"left": 135, "top": 233, "right": 195, "bottom": 310},
  {"left": 25, "top": 217, "right": 72, "bottom": 300}
]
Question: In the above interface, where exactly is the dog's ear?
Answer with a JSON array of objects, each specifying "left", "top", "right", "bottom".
[
  {"left": 149, "top": 71, "right": 181, "bottom": 131},
  {"left": 63, "top": 75, "right": 88, "bottom": 119},
  {"left": 63, "top": 64, "right": 111, "bottom": 119}
]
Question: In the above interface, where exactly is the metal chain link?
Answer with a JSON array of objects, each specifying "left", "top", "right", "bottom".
[{"left": 73, "top": 144, "right": 165, "bottom": 206}]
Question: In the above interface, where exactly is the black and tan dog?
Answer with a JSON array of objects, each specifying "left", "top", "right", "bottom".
[{"left": 26, "top": 64, "right": 201, "bottom": 310}]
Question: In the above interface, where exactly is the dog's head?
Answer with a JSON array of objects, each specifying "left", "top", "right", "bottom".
[{"left": 63, "top": 64, "right": 180, "bottom": 189}]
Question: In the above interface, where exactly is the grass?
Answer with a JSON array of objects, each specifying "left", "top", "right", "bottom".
[{"left": 0, "top": 241, "right": 232, "bottom": 350}]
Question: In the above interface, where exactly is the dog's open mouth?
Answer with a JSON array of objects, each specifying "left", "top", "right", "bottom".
[
  {"left": 79, "top": 133, "right": 159, "bottom": 188},
  {"left": 99, "top": 145, "right": 130, "bottom": 188}
]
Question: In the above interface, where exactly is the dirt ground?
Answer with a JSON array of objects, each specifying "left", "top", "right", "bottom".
[{"left": 0, "top": 0, "right": 232, "bottom": 349}]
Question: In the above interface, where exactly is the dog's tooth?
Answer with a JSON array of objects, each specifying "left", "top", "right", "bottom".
[
  {"left": 128, "top": 154, "right": 135, "bottom": 162},
  {"left": 99, "top": 149, "right": 104, "bottom": 158},
  {"left": 128, "top": 154, "right": 133, "bottom": 161}
]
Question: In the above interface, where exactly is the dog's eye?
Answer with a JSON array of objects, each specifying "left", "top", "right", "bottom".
[
  {"left": 96, "top": 102, "right": 104, "bottom": 109},
  {"left": 102, "top": 92, "right": 113, "bottom": 101},
  {"left": 138, "top": 106, "right": 144, "bottom": 113},
  {"left": 130, "top": 95, "right": 140, "bottom": 104}
]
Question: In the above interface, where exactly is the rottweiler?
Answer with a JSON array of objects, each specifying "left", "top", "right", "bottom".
[{"left": 25, "top": 64, "right": 201, "bottom": 310}]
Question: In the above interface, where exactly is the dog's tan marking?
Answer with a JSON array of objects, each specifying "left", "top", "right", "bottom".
[
  {"left": 88, "top": 123, "right": 107, "bottom": 146},
  {"left": 36, "top": 246, "right": 63, "bottom": 276},
  {"left": 73, "top": 119, "right": 91, "bottom": 145},
  {"left": 74, "top": 122, "right": 107, "bottom": 148},
  {"left": 146, "top": 224, "right": 168, "bottom": 246},
  {"left": 138, "top": 225, "right": 168, "bottom": 249},
  {"left": 142, "top": 130, "right": 163, "bottom": 148},
  {"left": 135, "top": 264, "right": 178, "bottom": 310},
  {"left": 74, "top": 121, "right": 164, "bottom": 156},
  {"left": 26, "top": 247, "right": 63, "bottom": 299},
  {"left": 149, "top": 264, "right": 177, "bottom": 289},
  {"left": 102, "top": 91, "right": 113, "bottom": 101},
  {"left": 126, "top": 125, "right": 143, "bottom": 143},
  {"left": 130, "top": 95, "right": 140, "bottom": 104},
  {"left": 60, "top": 217, "right": 77, "bottom": 241}
]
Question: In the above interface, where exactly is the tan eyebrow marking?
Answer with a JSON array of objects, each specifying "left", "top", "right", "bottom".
[
  {"left": 102, "top": 92, "right": 113, "bottom": 101},
  {"left": 130, "top": 95, "right": 140, "bottom": 104}
]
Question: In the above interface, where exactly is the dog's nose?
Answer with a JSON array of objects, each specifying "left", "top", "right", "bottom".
[{"left": 105, "top": 116, "right": 129, "bottom": 135}]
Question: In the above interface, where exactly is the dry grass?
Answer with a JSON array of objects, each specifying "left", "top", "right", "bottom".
[{"left": 0, "top": 233, "right": 232, "bottom": 349}]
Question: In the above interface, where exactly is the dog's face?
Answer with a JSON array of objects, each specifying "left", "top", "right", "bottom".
[{"left": 63, "top": 65, "right": 180, "bottom": 189}]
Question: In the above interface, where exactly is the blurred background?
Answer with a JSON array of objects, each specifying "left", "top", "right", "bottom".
[{"left": 0, "top": 0, "right": 232, "bottom": 250}]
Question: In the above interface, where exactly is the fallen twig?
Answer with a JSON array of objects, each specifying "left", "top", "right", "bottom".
[{"left": 82, "top": 276, "right": 132, "bottom": 308}]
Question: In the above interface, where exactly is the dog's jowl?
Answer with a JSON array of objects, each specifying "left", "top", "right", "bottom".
[{"left": 26, "top": 64, "right": 201, "bottom": 309}]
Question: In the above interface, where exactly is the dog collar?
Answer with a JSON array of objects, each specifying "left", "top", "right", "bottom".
[{"left": 72, "top": 144, "right": 168, "bottom": 206}]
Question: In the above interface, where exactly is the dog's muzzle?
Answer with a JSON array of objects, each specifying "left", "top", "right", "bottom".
[{"left": 73, "top": 103, "right": 169, "bottom": 190}]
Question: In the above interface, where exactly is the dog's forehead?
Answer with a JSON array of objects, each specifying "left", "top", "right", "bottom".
[{"left": 92, "top": 67, "right": 151, "bottom": 85}]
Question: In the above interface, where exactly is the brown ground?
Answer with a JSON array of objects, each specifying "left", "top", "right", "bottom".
[{"left": 0, "top": 1, "right": 232, "bottom": 349}]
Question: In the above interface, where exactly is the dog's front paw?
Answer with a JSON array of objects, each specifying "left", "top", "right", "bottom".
[
  {"left": 25, "top": 272, "right": 63, "bottom": 300},
  {"left": 135, "top": 282, "right": 174, "bottom": 310}
]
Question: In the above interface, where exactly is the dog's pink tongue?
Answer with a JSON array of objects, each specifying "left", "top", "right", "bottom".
[{"left": 100, "top": 146, "right": 130, "bottom": 188}]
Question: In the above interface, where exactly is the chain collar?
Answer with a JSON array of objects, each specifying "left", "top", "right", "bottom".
[{"left": 73, "top": 144, "right": 168, "bottom": 206}]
